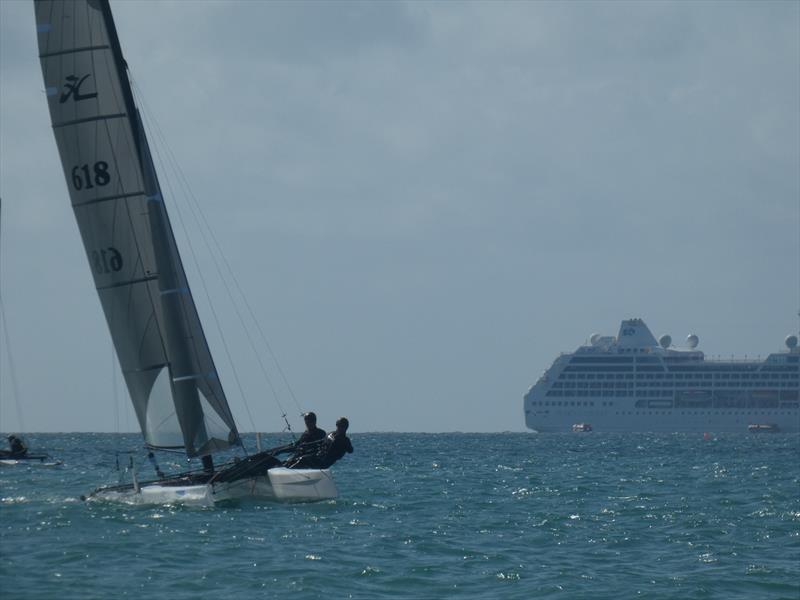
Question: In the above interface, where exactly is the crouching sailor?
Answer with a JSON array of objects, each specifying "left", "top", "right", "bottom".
[
  {"left": 286, "top": 412, "right": 327, "bottom": 458},
  {"left": 286, "top": 417, "right": 353, "bottom": 469},
  {"left": 1, "top": 434, "right": 28, "bottom": 459}
]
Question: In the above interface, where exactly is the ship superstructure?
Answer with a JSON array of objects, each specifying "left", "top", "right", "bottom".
[{"left": 524, "top": 319, "right": 800, "bottom": 432}]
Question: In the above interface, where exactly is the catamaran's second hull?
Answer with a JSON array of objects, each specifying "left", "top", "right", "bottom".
[{"left": 88, "top": 467, "right": 338, "bottom": 506}]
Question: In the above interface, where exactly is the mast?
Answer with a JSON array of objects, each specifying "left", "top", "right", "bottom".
[
  {"left": 34, "top": 0, "right": 240, "bottom": 457},
  {"left": 98, "top": 0, "right": 215, "bottom": 456}
]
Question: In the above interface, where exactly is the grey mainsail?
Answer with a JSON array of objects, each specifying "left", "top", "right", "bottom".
[{"left": 35, "top": 0, "right": 240, "bottom": 457}]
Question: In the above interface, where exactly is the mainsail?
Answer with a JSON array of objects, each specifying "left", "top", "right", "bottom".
[{"left": 35, "top": 0, "right": 240, "bottom": 457}]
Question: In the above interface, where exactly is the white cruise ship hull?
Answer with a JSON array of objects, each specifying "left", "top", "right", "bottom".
[
  {"left": 524, "top": 318, "right": 800, "bottom": 433},
  {"left": 525, "top": 398, "right": 800, "bottom": 433}
]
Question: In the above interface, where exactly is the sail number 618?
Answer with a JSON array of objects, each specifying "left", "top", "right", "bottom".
[
  {"left": 72, "top": 161, "right": 110, "bottom": 190},
  {"left": 91, "top": 247, "right": 123, "bottom": 274}
]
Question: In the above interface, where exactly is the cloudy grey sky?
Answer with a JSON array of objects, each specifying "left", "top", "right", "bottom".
[{"left": 1, "top": 0, "right": 798, "bottom": 434}]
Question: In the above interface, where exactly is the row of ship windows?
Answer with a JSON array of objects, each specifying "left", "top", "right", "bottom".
[
  {"left": 535, "top": 399, "right": 799, "bottom": 407},
  {"left": 558, "top": 373, "right": 797, "bottom": 380},
  {"left": 548, "top": 390, "right": 636, "bottom": 397},
  {"left": 571, "top": 357, "right": 799, "bottom": 365},
  {"left": 537, "top": 400, "right": 610, "bottom": 406},
  {"left": 565, "top": 356, "right": 793, "bottom": 364},
  {"left": 537, "top": 409, "right": 792, "bottom": 416},
  {"left": 550, "top": 382, "right": 798, "bottom": 389},
  {"left": 545, "top": 390, "right": 799, "bottom": 399},
  {"left": 566, "top": 363, "right": 797, "bottom": 372},
  {"left": 548, "top": 391, "right": 658, "bottom": 397}
]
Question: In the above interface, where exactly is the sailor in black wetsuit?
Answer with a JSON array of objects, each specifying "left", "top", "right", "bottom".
[
  {"left": 287, "top": 417, "right": 353, "bottom": 469},
  {"left": 6, "top": 435, "right": 28, "bottom": 458},
  {"left": 291, "top": 412, "right": 326, "bottom": 455}
]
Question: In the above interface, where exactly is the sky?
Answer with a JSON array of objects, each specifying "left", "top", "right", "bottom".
[{"left": 0, "top": 0, "right": 798, "bottom": 435}]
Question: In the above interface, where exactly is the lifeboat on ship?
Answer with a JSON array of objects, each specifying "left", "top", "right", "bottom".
[{"left": 748, "top": 424, "right": 780, "bottom": 433}]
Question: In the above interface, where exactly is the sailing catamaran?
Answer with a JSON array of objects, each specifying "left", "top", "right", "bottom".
[
  {"left": 0, "top": 436, "right": 60, "bottom": 467},
  {"left": 34, "top": 0, "right": 337, "bottom": 503}
]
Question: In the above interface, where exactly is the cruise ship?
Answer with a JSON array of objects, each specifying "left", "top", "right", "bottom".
[{"left": 524, "top": 319, "right": 800, "bottom": 433}]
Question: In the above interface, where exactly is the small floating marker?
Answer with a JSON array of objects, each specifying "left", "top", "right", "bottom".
[{"left": 703, "top": 432, "right": 713, "bottom": 441}]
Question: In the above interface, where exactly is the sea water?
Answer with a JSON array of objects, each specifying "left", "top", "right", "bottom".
[{"left": 0, "top": 432, "right": 798, "bottom": 599}]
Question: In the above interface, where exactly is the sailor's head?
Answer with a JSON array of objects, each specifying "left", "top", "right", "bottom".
[
  {"left": 335, "top": 417, "right": 349, "bottom": 432},
  {"left": 303, "top": 412, "right": 317, "bottom": 427}
]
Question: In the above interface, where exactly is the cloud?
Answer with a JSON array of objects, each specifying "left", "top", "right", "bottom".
[{"left": 1, "top": 0, "right": 797, "bottom": 433}]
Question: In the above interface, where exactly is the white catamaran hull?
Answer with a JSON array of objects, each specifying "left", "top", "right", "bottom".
[
  {"left": 0, "top": 458, "right": 63, "bottom": 467},
  {"left": 90, "top": 468, "right": 338, "bottom": 506}
]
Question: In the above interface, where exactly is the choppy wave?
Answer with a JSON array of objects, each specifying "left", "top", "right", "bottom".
[{"left": 0, "top": 432, "right": 798, "bottom": 599}]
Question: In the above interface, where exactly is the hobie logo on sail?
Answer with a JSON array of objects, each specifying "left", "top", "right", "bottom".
[{"left": 59, "top": 74, "right": 98, "bottom": 103}]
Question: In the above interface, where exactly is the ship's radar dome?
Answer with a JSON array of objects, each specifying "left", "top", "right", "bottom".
[
  {"left": 786, "top": 335, "right": 799, "bottom": 349},
  {"left": 659, "top": 335, "right": 672, "bottom": 349},
  {"left": 687, "top": 334, "right": 699, "bottom": 349},
  {"left": 590, "top": 333, "right": 601, "bottom": 345}
]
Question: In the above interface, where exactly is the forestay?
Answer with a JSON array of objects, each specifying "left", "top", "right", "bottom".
[{"left": 35, "top": 0, "right": 240, "bottom": 457}]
